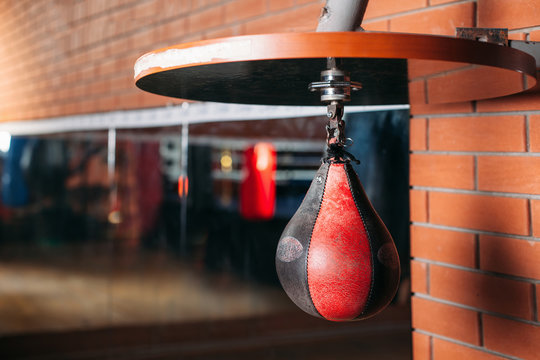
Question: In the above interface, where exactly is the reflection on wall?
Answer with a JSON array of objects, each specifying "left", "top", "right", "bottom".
[
  {"left": 0, "top": 112, "right": 410, "bottom": 359},
  {"left": 347, "top": 110, "right": 410, "bottom": 264}
]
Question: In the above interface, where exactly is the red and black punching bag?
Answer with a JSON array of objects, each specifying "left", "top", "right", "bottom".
[{"left": 275, "top": 161, "right": 400, "bottom": 321}]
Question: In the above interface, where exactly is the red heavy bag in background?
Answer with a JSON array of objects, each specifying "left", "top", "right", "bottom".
[
  {"left": 240, "top": 143, "right": 276, "bottom": 220},
  {"left": 275, "top": 162, "right": 400, "bottom": 321}
]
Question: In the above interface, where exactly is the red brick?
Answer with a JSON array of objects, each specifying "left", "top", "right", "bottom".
[
  {"left": 427, "top": 66, "right": 527, "bottom": 104},
  {"left": 268, "top": 0, "right": 294, "bottom": 12},
  {"left": 409, "top": 80, "right": 474, "bottom": 116},
  {"left": 478, "top": 156, "right": 540, "bottom": 195},
  {"left": 409, "top": 80, "right": 427, "bottom": 104},
  {"left": 537, "top": 284, "right": 540, "bottom": 318},
  {"left": 412, "top": 331, "right": 431, "bottom": 360},
  {"left": 154, "top": 0, "right": 191, "bottom": 17},
  {"left": 362, "top": 19, "right": 389, "bottom": 31},
  {"left": 410, "top": 225, "right": 476, "bottom": 267},
  {"left": 478, "top": 0, "right": 540, "bottom": 29},
  {"left": 429, "top": 116, "right": 526, "bottom": 152},
  {"left": 410, "top": 118, "right": 427, "bottom": 150},
  {"left": 389, "top": 2, "right": 475, "bottom": 36},
  {"left": 204, "top": 26, "right": 240, "bottom": 39},
  {"left": 533, "top": 200, "right": 540, "bottom": 238},
  {"left": 188, "top": 6, "right": 224, "bottom": 33},
  {"left": 530, "top": 30, "right": 540, "bottom": 41},
  {"left": 508, "top": 32, "right": 528, "bottom": 41},
  {"left": 530, "top": 115, "right": 540, "bottom": 153},
  {"left": 411, "top": 260, "right": 428, "bottom": 294},
  {"left": 181, "top": 33, "right": 205, "bottom": 43},
  {"left": 132, "top": 0, "right": 159, "bottom": 21},
  {"left": 109, "top": 76, "right": 131, "bottom": 93},
  {"left": 225, "top": 0, "right": 267, "bottom": 23},
  {"left": 480, "top": 235, "right": 540, "bottom": 280},
  {"left": 193, "top": 0, "right": 221, "bottom": 8},
  {"left": 243, "top": 3, "right": 321, "bottom": 34},
  {"left": 411, "top": 296, "right": 480, "bottom": 345},
  {"left": 433, "top": 338, "right": 502, "bottom": 360},
  {"left": 408, "top": 59, "right": 464, "bottom": 80},
  {"left": 410, "top": 154, "right": 475, "bottom": 189},
  {"left": 97, "top": 96, "right": 118, "bottom": 113},
  {"left": 430, "top": 265, "right": 533, "bottom": 319},
  {"left": 410, "top": 190, "right": 428, "bottom": 223},
  {"left": 429, "top": 192, "right": 529, "bottom": 235},
  {"left": 364, "top": 0, "right": 426, "bottom": 19},
  {"left": 430, "top": 0, "right": 465, "bottom": 4},
  {"left": 477, "top": 91, "right": 540, "bottom": 113},
  {"left": 141, "top": 92, "right": 169, "bottom": 108},
  {"left": 160, "top": 17, "right": 188, "bottom": 42},
  {"left": 483, "top": 314, "right": 540, "bottom": 360},
  {"left": 117, "top": 92, "right": 146, "bottom": 110}
]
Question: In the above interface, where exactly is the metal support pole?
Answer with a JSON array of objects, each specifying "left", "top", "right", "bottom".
[
  {"left": 315, "top": 0, "right": 368, "bottom": 161},
  {"left": 316, "top": 0, "right": 369, "bottom": 32},
  {"left": 107, "top": 127, "right": 121, "bottom": 225},
  {"left": 107, "top": 128, "right": 116, "bottom": 188},
  {"left": 179, "top": 115, "right": 189, "bottom": 255}
]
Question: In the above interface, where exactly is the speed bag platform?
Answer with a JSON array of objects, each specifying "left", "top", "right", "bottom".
[{"left": 275, "top": 162, "right": 400, "bottom": 321}]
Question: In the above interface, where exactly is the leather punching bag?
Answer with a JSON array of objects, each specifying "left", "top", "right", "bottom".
[{"left": 275, "top": 161, "right": 400, "bottom": 321}]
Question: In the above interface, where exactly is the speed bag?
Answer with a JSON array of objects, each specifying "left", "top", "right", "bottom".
[{"left": 275, "top": 162, "right": 400, "bottom": 321}]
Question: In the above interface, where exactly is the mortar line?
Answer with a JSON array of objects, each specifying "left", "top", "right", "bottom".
[
  {"left": 410, "top": 256, "right": 540, "bottom": 284},
  {"left": 426, "top": 191, "right": 430, "bottom": 223},
  {"left": 411, "top": 222, "right": 540, "bottom": 243},
  {"left": 526, "top": 114, "right": 531, "bottom": 152},
  {"left": 531, "top": 283, "right": 538, "bottom": 322},
  {"left": 426, "top": 117, "right": 430, "bottom": 151},
  {"left": 410, "top": 185, "right": 540, "bottom": 200},
  {"left": 414, "top": 110, "right": 540, "bottom": 118},
  {"left": 426, "top": 262, "right": 431, "bottom": 295},
  {"left": 474, "top": 234, "right": 480, "bottom": 269},
  {"left": 362, "top": 0, "right": 475, "bottom": 24},
  {"left": 414, "top": 293, "right": 540, "bottom": 326},
  {"left": 529, "top": 199, "right": 534, "bottom": 237},
  {"left": 414, "top": 330, "right": 522, "bottom": 360},
  {"left": 411, "top": 150, "right": 540, "bottom": 156},
  {"left": 473, "top": 155, "right": 478, "bottom": 191},
  {"left": 429, "top": 334, "right": 434, "bottom": 360},
  {"left": 424, "top": 79, "right": 429, "bottom": 104},
  {"left": 509, "top": 25, "right": 540, "bottom": 33},
  {"left": 222, "top": 0, "right": 319, "bottom": 29},
  {"left": 477, "top": 312, "right": 484, "bottom": 347}
]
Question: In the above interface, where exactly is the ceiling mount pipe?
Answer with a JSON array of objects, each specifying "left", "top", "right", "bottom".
[{"left": 316, "top": 0, "right": 369, "bottom": 32}]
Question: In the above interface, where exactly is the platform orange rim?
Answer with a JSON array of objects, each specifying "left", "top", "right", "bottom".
[{"left": 134, "top": 31, "right": 537, "bottom": 89}]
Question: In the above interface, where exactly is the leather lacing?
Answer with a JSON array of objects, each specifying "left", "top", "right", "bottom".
[{"left": 323, "top": 143, "right": 360, "bottom": 164}]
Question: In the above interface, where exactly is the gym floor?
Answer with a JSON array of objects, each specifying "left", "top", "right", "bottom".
[{"left": 0, "top": 250, "right": 411, "bottom": 359}]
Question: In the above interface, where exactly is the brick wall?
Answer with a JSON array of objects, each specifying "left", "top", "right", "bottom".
[
  {"left": 388, "top": 1, "right": 540, "bottom": 359},
  {"left": 0, "top": 0, "right": 324, "bottom": 122},
  {"left": 0, "top": 1, "right": 539, "bottom": 359}
]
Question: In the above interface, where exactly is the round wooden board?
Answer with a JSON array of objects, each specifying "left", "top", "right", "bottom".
[{"left": 134, "top": 32, "right": 537, "bottom": 106}]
